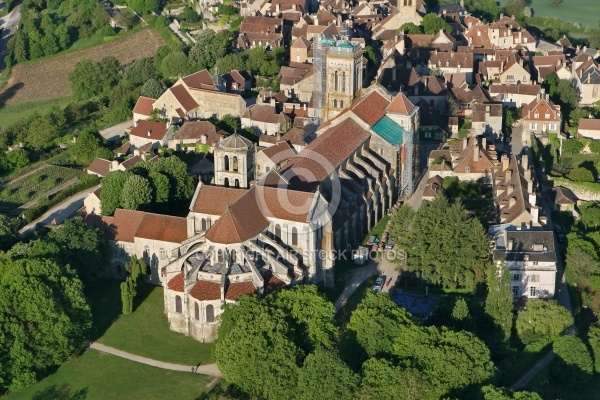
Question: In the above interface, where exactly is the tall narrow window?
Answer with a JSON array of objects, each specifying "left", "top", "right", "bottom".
[
  {"left": 233, "top": 156, "right": 239, "bottom": 172},
  {"left": 175, "top": 295, "right": 182, "bottom": 313},
  {"left": 334, "top": 71, "right": 338, "bottom": 91},
  {"left": 292, "top": 227, "right": 298, "bottom": 246},
  {"left": 194, "top": 303, "right": 200, "bottom": 320},
  {"left": 231, "top": 249, "right": 237, "bottom": 263},
  {"left": 333, "top": 99, "right": 337, "bottom": 108},
  {"left": 235, "top": 179, "right": 240, "bottom": 188},
  {"left": 206, "top": 304, "right": 214, "bottom": 322},
  {"left": 224, "top": 155, "right": 230, "bottom": 171},
  {"left": 340, "top": 100, "right": 344, "bottom": 108},
  {"left": 159, "top": 248, "right": 166, "bottom": 260},
  {"left": 201, "top": 218, "right": 207, "bottom": 231},
  {"left": 218, "top": 249, "right": 224, "bottom": 263},
  {"left": 224, "top": 178, "right": 229, "bottom": 187},
  {"left": 341, "top": 72, "right": 346, "bottom": 92},
  {"left": 275, "top": 224, "right": 282, "bottom": 240}
]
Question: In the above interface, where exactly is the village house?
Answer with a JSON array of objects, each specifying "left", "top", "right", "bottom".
[
  {"left": 237, "top": 16, "right": 285, "bottom": 50},
  {"left": 521, "top": 93, "right": 561, "bottom": 136},
  {"left": 428, "top": 135, "right": 499, "bottom": 181},
  {"left": 422, "top": 175, "right": 446, "bottom": 201},
  {"left": 255, "top": 141, "right": 297, "bottom": 180},
  {"left": 168, "top": 120, "right": 226, "bottom": 151},
  {"left": 551, "top": 186, "right": 578, "bottom": 213},
  {"left": 488, "top": 84, "right": 541, "bottom": 108},
  {"left": 128, "top": 120, "right": 174, "bottom": 150},
  {"left": 471, "top": 103, "right": 503, "bottom": 137},
  {"left": 132, "top": 96, "right": 155, "bottom": 122},
  {"left": 578, "top": 117, "right": 600, "bottom": 140},
  {"left": 241, "top": 103, "right": 293, "bottom": 136}
]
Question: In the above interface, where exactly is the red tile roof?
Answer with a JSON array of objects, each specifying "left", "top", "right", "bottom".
[
  {"left": 135, "top": 213, "right": 187, "bottom": 243},
  {"left": 190, "top": 185, "right": 247, "bottom": 215},
  {"left": 130, "top": 120, "right": 169, "bottom": 140},
  {"left": 133, "top": 96, "right": 155, "bottom": 116},
  {"left": 102, "top": 209, "right": 146, "bottom": 242},
  {"left": 87, "top": 158, "right": 112, "bottom": 177},
  {"left": 170, "top": 84, "right": 199, "bottom": 112},
  {"left": 258, "top": 140, "right": 296, "bottom": 162},
  {"left": 386, "top": 92, "right": 415, "bottom": 114},
  {"left": 175, "top": 121, "right": 217, "bottom": 140},
  {"left": 168, "top": 272, "right": 184, "bottom": 292},
  {"left": 182, "top": 70, "right": 214, "bottom": 90},
  {"left": 578, "top": 118, "right": 600, "bottom": 131},
  {"left": 225, "top": 281, "right": 256, "bottom": 301},
  {"left": 190, "top": 280, "right": 221, "bottom": 301},
  {"left": 351, "top": 91, "right": 390, "bottom": 126},
  {"left": 263, "top": 271, "right": 286, "bottom": 294}
]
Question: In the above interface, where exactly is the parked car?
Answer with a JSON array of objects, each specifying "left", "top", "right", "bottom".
[{"left": 373, "top": 275, "right": 386, "bottom": 293}]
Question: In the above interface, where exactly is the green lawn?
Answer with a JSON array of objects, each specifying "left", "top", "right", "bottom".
[
  {"left": 362, "top": 215, "right": 390, "bottom": 245},
  {"left": 91, "top": 280, "right": 215, "bottom": 366},
  {"left": 498, "top": 0, "right": 599, "bottom": 27},
  {"left": 0, "top": 98, "right": 71, "bottom": 129},
  {"left": 3, "top": 349, "right": 216, "bottom": 400}
]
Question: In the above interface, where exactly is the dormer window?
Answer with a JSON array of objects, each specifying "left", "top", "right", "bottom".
[
  {"left": 534, "top": 112, "right": 539, "bottom": 119},
  {"left": 545, "top": 112, "right": 550, "bottom": 119}
]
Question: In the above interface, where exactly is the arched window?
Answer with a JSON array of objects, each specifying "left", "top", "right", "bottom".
[
  {"left": 194, "top": 303, "right": 200, "bottom": 320},
  {"left": 341, "top": 72, "right": 346, "bottom": 92},
  {"left": 201, "top": 218, "right": 207, "bottom": 231},
  {"left": 292, "top": 227, "right": 298, "bottom": 246},
  {"left": 231, "top": 249, "right": 236, "bottom": 263},
  {"left": 275, "top": 224, "right": 282, "bottom": 240},
  {"left": 235, "top": 179, "right": 240, "bottom": 188},
  {"left": 159, "top": 248, "right": 166, "bottom": 260},
  {"left": 233, "top": 156, "right": 238, "bottom": 172},
  {"left": 333, "top": 99, "right": 337, "bottom": 108},
  {"left": 146, "top": 263, "right": 151, "bottom": 276},
  {"left": 175, "top": 295, "right": 182, "bottom": 313},
  {"left": 224, "top": 155, "right": 230, "bottom": 171},
  {"left": 334, "top": 71, "right": 338, "bottom": 91},
  {"left": 224, "top": 177, "right": 229, "bottom": 187},
  {"left": 218, "top": 249, "right": 224, "bottom": 263},
  {"left": 340, "top": 100, "right": 344, "bottom": 108},
  {"left": 206, "top": 304, "right": 214, "bottom": 323},
  {"left": 144, "top": 245, "right": 150, "bottom": 262}
]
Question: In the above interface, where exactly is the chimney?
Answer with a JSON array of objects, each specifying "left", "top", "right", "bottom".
[
  {"left": 147, "top": 129, "right": 152, "bottom": 137},
  {"left": 141, "top": 152, "right": 147, "bottom": 162},
  {"left": 482, "top": 137, "right": 487, "bottom": 149},
  {"left": 509, "top": 197, "right": 516, "bottom": 208},
  {"left": 529, "top": 190, "right": 537, "bottom": 206},
  {"left": 531, "top": 205, "right": 539, "bottom": 222},
  {"left": 463, "top": 137, "right": 468, "bottom": 150},
  {"left": 501, "top": 154, "right": 509, "bottom": 170},
  {"left": 508, "top": 238, "right": 514, "bottom": 251},
  {"left": 521, "top": 154, "right": 528, "bottom": 169},
  {"left": 392, "top": 67, "right": 397, "bottom": 81},
  {"left": 500, "top": 13, "right": 504, "bottom": 19},
  {"left": 524, "top": 167, "right": 531, "bottom": 180},
  {"left": 460, "top": 0, "right": 464, "bottom": 6},
  {"left": 527, "top": 179, "right": 533, "bottom": 194},
  {"left": 111, "top": 160, "right": 119, "bottom": 171},
  {"left": 506, "top": 169, "right": 512, "bottom": 180}
]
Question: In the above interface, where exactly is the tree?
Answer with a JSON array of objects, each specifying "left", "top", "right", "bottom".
[
  {"left": 147, "top": 170, "right": 170, "bottom": 211},
  {"left": 588, "top": 323, "right": 600, "bottom": 373},
  {"left": 5, "top": 149, "right": 30, "bottom": 170},
  {"left": 551, "top": 335, "right": 593, "bottom": 385},
  {"left": 71, "top": 127, "right": 107, "bottom": 165},
  {"left": 121, "top": 174, "right": 152, "bottom": 210},
  {"left": 69, "top": 57, "right": 120, "bottom": 100},
  {"left": 358, "top": 358, "right": 426, "bottom": 400},
  {"left": 363, "top": 46, "right": 378, "bottom": 67},
  {"left": 124, "top": 57, "right": 159, "bottom": 87},
  {"left": 188, "top": 29, "right": 229, "bottom": 71},
  {"left": 297, "top": 348, "right": 358, "bottom": 400},
  {"left": 26, "top": 115, "right": 59, "bottom": 149},
  {"left": 562, "top": 138, "right": 584, "bottom": 155},
  {"left": 140, "top": 78, "right": 167, "bottom": 99},
  {"left": 568, "top": 167, "right": 594, "bottom": 182},
  {"left": 152, "top": 156, "right": 195, "bottom": 204},
  {"left": 120, "top": 256, "right": 146, "bottom": 314},
  {"left": 128, "top": 0, "right": 160, "bottom": 14},
  {"left": 10, "top": 29, "right": 29, "bottom": 63},
  {"left": 485, "top": 263, "right": 514, "bottom": 343},
  {"left": 0, "top": 258, "right": 91, "bottom": 391},
  {"left": 270, "top": 285, "right": 337, "bottom": 352},
  {"left": 214, "top": 53, "right": 246, "bottom": 74},
  {"left": 101, "top": 171, "right": 129, "bottom": 215},
  {"left": 452, "top": 297, "right": 470, "bottom": 323},
  {"left": 215, "top": 296, "right": 302, "bottom": 400},
  {"left": 160, "top": 51, "right": 191, "bottom": 78},
  {"left": 589, "top": 140, "right": 600, "bottom": 154},
  {"left": 398, "top": 22, "right": 423, "bottom": 34},
  {"left": 47, "top": 216, "right": 109, "bottom": 284},
  {"left": 180, "top": 6, "right": 200, "bottom": 23},
  {"left": 393, "top": 325, "right": 496, "bottom": 398},
  {"left": 0, "top": 215, "right": 20, "bottom": 251},
  {"left": 342, "top": 292, "right": 413, "bottom": 366},
  {"left": 421, "top": 13, "right": 453, "bottom": 34},
  {"left": 515, "top": 300, "right": 573, "bottom": 345},
  {"left": 504, "top": 0, "right": 526, "bottom": 17},
  {"left": 467, "top": 0, "right": 502, "bottom": 21},
  {"left": 481, "top": 385, "right": 542, "bottom": 400}
]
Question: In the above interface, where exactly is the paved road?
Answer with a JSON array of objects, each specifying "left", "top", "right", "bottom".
[
  {"left": 99, "top": 120, "right": 132, "bottom": 143},
  {"left": 506, "top": 120, "right": 527, "bottom": 157},
  {"left": 0, "top": 3, "right": 21, "bottom": 71},
  {"left": 89, "top": 342, "right": 222, "bottom": 377},
  {"left": 19, "top": 185, "right": 99, "bottom": 234},
  {"left": 510, "top": 350, "right": 554, "bottom": 390}
]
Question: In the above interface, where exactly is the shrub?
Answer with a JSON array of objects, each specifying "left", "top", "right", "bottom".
[{"left": 568, "top": 167, "right": 595, "bottom": 183}]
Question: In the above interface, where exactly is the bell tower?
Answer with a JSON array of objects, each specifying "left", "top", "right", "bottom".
[{"left": 214, "top": 133, "right": 255, "bottom": 188}]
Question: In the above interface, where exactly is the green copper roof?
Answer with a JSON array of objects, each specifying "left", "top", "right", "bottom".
[{"left": 371, "top": 116, "right": 404, "bottom": 146}]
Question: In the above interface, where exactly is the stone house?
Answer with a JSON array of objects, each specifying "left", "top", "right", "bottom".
[
  {"left": 488, "top": 84, "right": 541, "bottom": 108},
  {"left": 255, "top": 141, "right": 297, "bottom": 180},
  {"left": 128, "top": 120, "right": 173, "bottom": 150},
  {"left": 241, "top": 103, "right": 292, "bottom": 136},
  {"left": 291, "top": 35, "right": 312, "bottom": 64},
  {"left": 471, "top": 103, "right": 503, "bottom": 138},
  {"left": 521, "top": 94, "right": 561, "bottom": 136},
  {"left": 132, "top": 96, "right": 155, "bottom": 122},
  {"left": 491, "top": 227, "right": 557, "bottom": 299},
  {"left": 167, "top": 120, "right": 225, "bottom": 151},
  {"left": 551, "top": 186, "right": 578, "bottom": 212},
  {"left": 84, "top": 187, "right": 102, "bottom": 215},
  {"left": 428, "top": 135, "right": 499, "bottom": 181}
]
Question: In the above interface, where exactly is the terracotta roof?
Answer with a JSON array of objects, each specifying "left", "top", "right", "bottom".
[
  {"left": 170, "top": 85, "right": 199, "bottom": 112},
  {"left": 263, "top": 270, "right": 286, "bottom": 294},
  {"left": 103, "top": 209, "right": 146, "bottom": 242},
  {"left": 129, "top": 120, "right": 169, "bottom": 140},
  {"left": 120, "top": 155, "right": 145, "bottom": 170},
  {"left": 225, "top": 281, "right": 256, "bottom": 301},
  {"left": 351, "top": 91, "right": 390, "bottom": 126},
  {"left": 386, "top": 92, "right": 415, "bottom": 114},
  {"left": 182, "top": 70, "right": 214, "bottom": 90},
  {"left": 552, "top": 186, "right": 577, "bottom": 205},
  {"left": 579, "top": 118, "right": 600, "bottom": 131},
  {"left": 522, "top": 97, "right": 561, "bottom": 122},
  {"left": 488, "top": 84, "right": 541, "bottom": 96},
  {"left": 87, "top": 158, "right": 112, "bottom": 177},
  {"left": 115, "top": 142, "right": 131, "bottom": 156},
  {"left": 258, "top": 140, "right": 296, "bottom": 162},
  {"left": 175, "top": 121, "right": 217, "bottom": 140},
  {"left": 291, "top": 35, "right": 311, "bottom": 49},
  {"left": 190, "top": 185, "right": 247, "bottom": 215},
  {"left": 283, "top": 118, "right": 371, "bottom": 190},
  {"left": 190, "top": 280, "right": 221, "bottom": 301},
  {"left": 168, "top": 272, "right": 184, "bottom": 292},
  {"left": 242, "top": 104, "right": 292, "bottom": 124},
  {"left": 257, "top": 186, "right": 315, "bottom": 222},
  {"left": 135, "top": 213, "right": 187, "bottom": 243},
  {"left": 133, "top": 96, "right": 155, "bottom": 116}
]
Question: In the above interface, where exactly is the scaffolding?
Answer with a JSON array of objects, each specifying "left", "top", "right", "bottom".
[
  {"left": 312, "top": 35, "right": 328, "bottom": 123},
  {"left": 400, "top": 126, "right": 416, "bottom": 198}
]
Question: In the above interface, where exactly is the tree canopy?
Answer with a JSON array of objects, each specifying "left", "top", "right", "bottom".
[
  {"left": 421, "top": 13, "right": 453, "bottom": 35},
  {"left": 69, "top": 57, "right": 121, "bottom": 100},
  {"left": 484, "top": 263, "right": 515, "bottom": 344},
  {"left": 297, "top": 348, "right": 358, "bottom": 400},
  {"left": 515, "top": 300, "right": 573, "bottom": 345}
]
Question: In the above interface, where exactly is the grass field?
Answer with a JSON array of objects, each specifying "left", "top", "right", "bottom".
[
  {"left": 90, "top": 279, "right": 215, "bottom": 366},
  {"left": 0, "top": 97, "right": 71, "bottom": 129},
  {"left": 498, "top": 0, "right": 599, "bottom": 27},
  {"left": 3, "top": 350, "right": 216, "bottom": 400},
  {"left": 0, "top": 29, "right": 165, "bottom": 105}
]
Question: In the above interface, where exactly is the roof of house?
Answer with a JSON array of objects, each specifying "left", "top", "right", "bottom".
[
  {"left": 494, "top": 230, "right": 557, "bottom": 263},
  {"left": 351, "top": 90, "right": 390, "bottom": 126},
  {"left": 135, "top": 213, "right": 187, "bottom": 243},
  {"left": 167, "top": 272, "right": 184, "bottom": 292},
  {"left": 101, "top": 209, "right": 146, "bottom": 242},
  {"left": 182, "top": 69, "right": 216, "bottom": 90},
  {"left": 386, "top": 92, "right": 415, "bottom": 114},
  {"left": 189, "top": 280, "right": 221, "bottom": 301},
  {"left": 225, "top": 281, "right": 256, "bottom": 301},
  {"left": 552, "top": 186, "right": 577, "bottom": 205},
  {"left": 242, "top": 104, "right": 292, "bottom": 124},
  {"left": 579, "top": 118, "right": 600, "bottom": 131},
  {"left": 129, "top": 120, "right": 169, "bottom": 140},
  {"left": 133, "top": 96, "right": 155, "bottom": 116},
  {"left": 522, "top": 97, "right": 561, "bottom": 122},
  {"left": 258, "top": 140, "right": 297, "bottom": 162},
  {"left": 190, "top": 185, "right": 247, "bottom": 215},
  {"left": 174, "top": 121, "right": 218, "bottom": 140},
  {"left": 87, "top": 158, "right": 112, "bottom": 177},
  {"left": 170, "top": 84, "right": 199, "bottom": 111}
]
